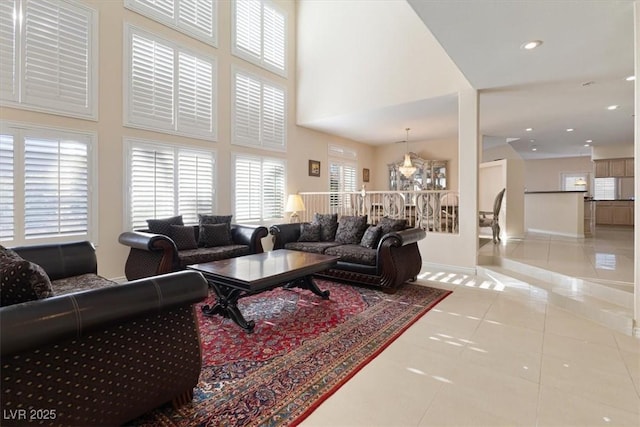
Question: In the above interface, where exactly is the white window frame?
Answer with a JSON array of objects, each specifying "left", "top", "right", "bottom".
[
  {"left": 124, "top": 138, "right": 217, "bottom": 230},
  {"left": 124, "top": 24, "right": 218, "bottom": 141},
  {"left": 232, "top": 153, "right": 286, "bottom": 223},
  {"left": 231, "top": 0, "right": 287, "bottom": 77},
  {"left": 0, "top": 0, "right": 99, "bottom": 120},
  {"left": 125, "top": 0, "right": 218, "bottom": 47},
  {"left": 231, "top": 66, "right": 286, "bottom": 151},
  {"left": 0, "top": 121, "right": 98, "bottom": 246},
  {"left": 560, "top": 172, "right": 590, "bottom": 193}
]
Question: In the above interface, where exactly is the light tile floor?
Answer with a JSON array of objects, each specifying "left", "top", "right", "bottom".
[{"left": 302, "top": 228, "right": 639, "bottom": 427}]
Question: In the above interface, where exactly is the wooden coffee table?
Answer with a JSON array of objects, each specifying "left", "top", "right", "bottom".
[{"left": 187, "top": 249, "right": 339, "bottom": 333}]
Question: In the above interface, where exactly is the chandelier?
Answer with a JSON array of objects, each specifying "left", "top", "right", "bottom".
[{"left": 398, "top": 128, "right": 417, "bottom": 178}]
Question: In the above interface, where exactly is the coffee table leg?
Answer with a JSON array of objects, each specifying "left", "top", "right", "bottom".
[
  {"left": 202, "top": 283, "right": 256, "bottom": 333},
  {"left": 297, "top": 275, "right": 330, "bottom": 299}
]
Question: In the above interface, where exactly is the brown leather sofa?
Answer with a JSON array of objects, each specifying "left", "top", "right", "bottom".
[
  {"left": 0, "top": 241, "right": 209, "bottom": 426},
  {"left": 118, "top": 224, "right": 268, "bottom": 280},
  {"left": 269, "top": 218, "right": 426, "bottom": 293}
]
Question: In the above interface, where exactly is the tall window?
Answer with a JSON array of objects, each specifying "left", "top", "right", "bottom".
[
  {"left": 125, "top": 0, "right": 218, "bottom": 47},
  {"left": 125, "top": 25, "right": 217, "bottom": 140},
  {"left": 328, "top": 145, "right": 357, "bottom": 208},
  {"left": 232, "top": 68, "right": 285, "bottom": 151},
  {"left": 126, "top": 139, "right": 215, "bottom": 229},
  {"left": 0, "top": 0, "right": 98, "bottom": 119},
  {"left": 561, "top": 172, "right": 590, "bottom": 192},
  {"left": 0, "top": 123, "right": 96, "bottom": 245},
  {"left": 232, "top": 0, "right": 286, "bottom": 76},
  {"left": 233, "top": 154, "right": 285, "bottom": 222}
]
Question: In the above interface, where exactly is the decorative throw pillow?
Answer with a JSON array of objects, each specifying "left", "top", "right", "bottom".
[
  {"left": 378, "top": 217, "right": 407, "bottom": 235},
  {"left": 1, "top": 257, "right": 53, "bottom": 307},
  {"left": 360, "top": 225, "right": 382, "bottom": 249},
  {"left": 313, "top": 213, "right": 339, "bottom": 242},
  {"left": 335, "top": 215, "right": 368, "bottom": 244},
  {"left": 147, "top": 215, "right": 184, "bottom": 236},
  {"left": 198, "top": 214, "right": 233, "bottom": 226},
  {"left": 199, "top": 223, "right": 233, "bottom": 247},
  {"left": 198, "top": 214, "right": 233, "bottom": 246},
  {"left": 298, "top": 223, "right": 321, "bottom": 242},
  {"left": 170, "top": 225, "right": 198, "bottom": 250}
]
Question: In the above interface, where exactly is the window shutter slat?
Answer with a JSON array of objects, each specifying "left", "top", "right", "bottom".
[
  {"left": 262, "top": 4, "right": 285, "bottom": 71},
  {"left": 233, "top": 71, "right": 262, "bottom": 145},
  {"left": 177, "top": 52, "right": 214, "bottom": 136},
  {"left": 234, "top": 155, "right": 284, "bottom": 222}
]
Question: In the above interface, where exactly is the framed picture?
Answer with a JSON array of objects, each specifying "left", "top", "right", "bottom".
[
  {"left": 363, "top": 168, "right": 370, "bottom": 182},
  {"left": 309, "top": 160, "right": 321, "bottom": 177}
]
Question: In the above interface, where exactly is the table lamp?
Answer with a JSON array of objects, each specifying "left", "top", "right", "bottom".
[{"left": 285, "top": 194, "right": 305, "bottom": 223}]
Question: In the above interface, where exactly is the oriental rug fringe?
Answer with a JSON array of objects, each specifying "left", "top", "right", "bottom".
[{"left": 131, "top": 279, "right": 450, "bottom": 427}]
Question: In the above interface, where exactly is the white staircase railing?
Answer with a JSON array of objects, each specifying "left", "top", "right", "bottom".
[{"left": 298, "top": 190, "right": 459, "bottom": 234}]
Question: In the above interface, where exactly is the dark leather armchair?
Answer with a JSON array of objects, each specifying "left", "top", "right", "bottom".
[{"left": 479, "top": 188, "right": 506, "bottom": 243}]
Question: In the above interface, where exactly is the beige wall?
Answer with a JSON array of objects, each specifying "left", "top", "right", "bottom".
[
  {"left": 1, "top": 0, "right": 375, "bottom": 279},
  {"left": 524, "top": 156, "right": 593, "bottom": 192},
  {"left": 591, "top": 143, "right": 634, "bottom": 160}
]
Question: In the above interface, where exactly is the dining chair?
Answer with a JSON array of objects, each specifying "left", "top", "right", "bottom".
[{"left": 479, "top": 188, "right": 506, "bottom": 243}]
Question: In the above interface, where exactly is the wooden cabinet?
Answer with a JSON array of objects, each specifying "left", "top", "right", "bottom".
[
  {"left": 594, "top": 160, "right": 609, "bottom": 178},
  {"left": 609, "top": 159, "right": 626, "bottom": 177},
  {"left": 625, "top": 158, "right": 634, "bottom": 177},
  {"left": 595, "top": 201, "right": 634, "bottom": 226},
  {"left": 388, "top": 155, "right": 447, "bottom": 191},
  {"left": 594, "top": 158, "right": 634, "bottom": 177}
]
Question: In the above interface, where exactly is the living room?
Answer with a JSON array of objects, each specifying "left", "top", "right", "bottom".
[{"left": 1, "top": 0, "right": 639, "bottom": 425}]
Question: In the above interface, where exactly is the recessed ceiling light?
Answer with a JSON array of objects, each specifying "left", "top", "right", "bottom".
[
  {"left": 607, "top": 105, "right": 618, "bottom": 110},
  {"left": 532, "top": 147, "right": 537, "bottom": 151},
  {"left": 566, "top": 128, "right": 574, "bottom": 132},
  {"left": 521, "top": 40, "right": 543, "bottom": 50},
  {"left": 584, "top": 143, "right": 590, "bottom": 147},
  {"left": 529, "top": 139, "right": 535, "bottom": 142},
  {"left": 525, "top": 128, "right": 533, "bottom": 132},
  {"left": 626, "top": 75, "right": 635, "bottom": 81}
]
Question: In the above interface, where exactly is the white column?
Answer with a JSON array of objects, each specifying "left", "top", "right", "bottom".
[{"left": 634, "top": 1, "right": 639, "bottom": 337}]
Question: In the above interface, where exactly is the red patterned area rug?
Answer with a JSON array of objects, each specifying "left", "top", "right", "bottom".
[{"left": 131, "top": 279, "right": 450, "bottom": 427}]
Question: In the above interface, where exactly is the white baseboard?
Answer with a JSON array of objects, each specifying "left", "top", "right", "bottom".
[{"left": 526, "top": 228, "right": 585, "bottom": 239}]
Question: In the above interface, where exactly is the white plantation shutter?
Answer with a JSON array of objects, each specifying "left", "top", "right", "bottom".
[
  {"left": 126, "top": 26, "right": 217, "bottom": 140},
  {"left": 329, "top": 160, "right": 357, "bottom": 208},
  {"left": 232, "top": 69, "right": 285, "bottom": 150},
  {"left": 234, "top": 156, "right": 262, "bottom": 222},
  {"left": 234, "top": 154, "right": 285, "bottom": 222},
  {"left": 262, "top": 159, "right": 285, "bottom": 220},
  {"left": 0, "top": 0, "right": 96, "bottom": 118},
  {"left": 22, "top": 0, "right": 94, "bottom": 116},
  {"left": 234, "top": 0, "right": 261, "bottom": 61},
  {"left": 129, "top": 145, "right": 175, "bottom": 229},
  {"left": 233, "top": 0, "right": 286, "bottom": 76},
  {"left": 129, "top": 31, "right": 175, "bottom": 131},
  {"left": 262, "top": 83, "right": 285, "bottom": 148},
  {"left": 233, "top": 72, "right": 262, "bottom": 145},
  {"left": 0, "top": 1, "right": 17, "bottom": 102},
  {"left": 24, "top": 138, "right": 89, "bottom": 239},
  {"left": 177, "top": 52, "right": 214, "bottom": 136},
  {"left": 127, "top": 140, "right": 216, "bottom": 229},
  {"left": 178, "top": 150, "right": 214, "bottom": 225},
  {"left": 262, "top": 3, "right": 285, "bottom": 71},
  {"left": 126, "top": 0, "right": 217, "bottom": 46},
  {"left": 0, "top": 135, "right": 14, "bottom": 241}
]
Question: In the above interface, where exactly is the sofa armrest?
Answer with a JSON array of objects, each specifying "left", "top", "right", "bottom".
[
  {"left": 231, "top": 224, "right": 269, "bottom": 253},
  {"left": 1, "top": 270, "right": 208, "bottom": 357},
  {"left": 11, "top": 241, "right": 97, "bottom": 281},
  {"left": 118, "top": 231, "right": 179, "bottom": 279},
  {"left": 377, "top": 227, "right": 426, "bottom": 249},
  {"left": 269, "top": 223, "right": 303, "bottom": 249}
]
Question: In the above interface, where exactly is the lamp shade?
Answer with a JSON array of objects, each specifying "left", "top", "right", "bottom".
[{"left": 285, "top": 194, "right": 305, "bottom": 212}]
